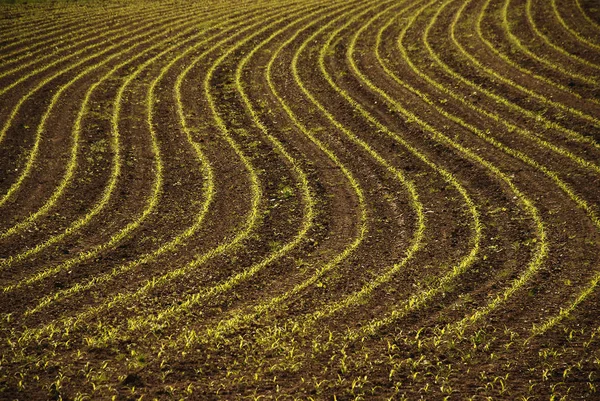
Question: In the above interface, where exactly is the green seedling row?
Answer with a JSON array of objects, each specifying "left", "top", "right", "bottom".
[
  {"left": 525, "top": 0, "right": 600, "bottom": 70},
  {"left": 17, "top": 1, "right": 316, "bottom": 344},
  {"left": 1, "top": 1, "right": 599, "bottom": 399},
  {"left": 0, "top": 2, "right": 177, "bottom": 82},
  {"left": 499, "top": 0, "right": 600, "bottom": 86},
  {"left": 0, "top": 2, "right": 262, "bottom": 278}
]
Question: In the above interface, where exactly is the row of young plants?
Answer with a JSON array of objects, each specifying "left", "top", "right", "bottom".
[
  {"left": 0, "top": 1, "right": 218, "bottom": 250},
  {"left": 10, "top": 3, "right": 277, "bottom": 311},
  {"left": 475, "top": 0, "right": 599, "bottom": 106},
  {"left": 84, "top": 0, "right": 417, "bottom": 358},
  {"left": 263, "top": 4, "right": 595, "bottom": 386},
  {"left": 4, "top": 1, "right": 362, "bottom": 397},
  {"left": 552, "top": 0, "right": 600, "bottom": 49},
  {"left": 82, "top": 0, "right": 584, "bottom": 368},
  {"left": 271, "top": 0, "right": 536, "bottom": 357},
  {"left": 21, "top": 1, "right": 426, "bottom": 397},
  {"left": 0, "top": 1, "right": 176, "bottom": 71},
  {"left": 1, "top": 0, "right": 599, "bottom": 398},
  {"left": 115, "top": 0, "right": 537, "bottom": 396},
  {"left": 574, "top": 0, "right": 600, "bottom": 33},
  {"left": 1, "top": 1, "right": 282, "bottom": 290},
  {"left": 524, "top": 0, "right": 600, "bottom": 70},
  {"left": 320, "top": 0, "right": 598, "bottom": 396},
  {"left": 399, "top": 0, "right": 600, "bottom": 181},
  {"left": 394, "top": 0, "right": 600, "bottom": 335},
  {"left": 2, "top": 2, "right": 277, "bottom": 395},
  {"left": 0, "top": 3, "right": 118, "bottom": 54},
  {"left": 448, "top": 0, "right": 600, "bottom": 133},
  {"left": 498, "top": 0, "right": 599, "bottom": 87},
  {"left": 0, "top": 0, "right": 140, "bottom": 46},
  {"left": 83, "top": 0, "right": 480, "bottom": 388},
  {"left": 121, "top": 0, "right": 362, "bottom": 337},
  {"left": 3, "top": 5, "right": 259, "bottom": 301},
  {"left": 253, "top": 0, "right": 598, "bottom": 390},
  {"left": 3, "top": 0, "right": 376, "bottom": 394},
  {"left": 258, "top": 0, "right": 479, "bottom": 346},
  {"left": 156, "top": 0, "right": 598, "bottom": 395},
  {"left": 0, "top": 2, "right": 178, "bottom": 83},
  {"left": 0, "top": 1, "right": 203, "bottom": 99},
  {"left": 7, "top": 1, "right": 300, "bottom": 335},
  {"left": 9, "top": 0, "right": 358, "bottom": 368},
  {"left": 0, "top": 1, "right": 247, "bottom": 284}
]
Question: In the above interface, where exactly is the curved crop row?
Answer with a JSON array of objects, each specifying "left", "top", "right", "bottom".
[{"left": 1, "top": 0, "right": 598, "bottom": 399}]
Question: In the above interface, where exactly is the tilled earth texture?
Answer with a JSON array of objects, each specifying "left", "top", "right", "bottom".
[{"left": 1, "top": 0, "right": 600, "bottom": 399}]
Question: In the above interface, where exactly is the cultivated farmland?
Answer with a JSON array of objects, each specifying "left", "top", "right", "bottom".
[{"left": 1, "top": 0, "right": 599, "bottom": 399}]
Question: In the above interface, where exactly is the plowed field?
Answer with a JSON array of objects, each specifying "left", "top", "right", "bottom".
[{"left": 1, "top": 0, "right": 599, "bottom": 399}]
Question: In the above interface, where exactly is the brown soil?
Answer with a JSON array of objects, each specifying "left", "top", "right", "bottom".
[{"left": 1, "top": 0, "right": 599, "bottom": 400}]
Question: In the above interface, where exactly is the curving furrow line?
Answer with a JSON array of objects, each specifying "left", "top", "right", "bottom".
[
  {"left": 121, "top": 0, "right": 362, "bottom": 335},
  {"left": 81, "top": 0, "right": 360, "bottom": 344},
  {"left": 423, "top": 0, "right": 600, "bottom": 154},
  {"left": 0, "top": 2, "right": 199, "bottom": 98},
  {"left": 0, "top": 2, "right": 167, "bottom": 48},
  {"left": 394, "top": 0, "right": 600, "bottom": 338},
  {"left": 449, "top": 0, "right": 600, "bottom": 134},
  {"left": 121, "top": 0, "right": 376, "bottom": 329},
  {"left": 16, "top": 1, "right": 317, "bottom": 345},
  {"left": 396, "top": 0, "right": 600, "bottom": 178},
  {"left": 551, "top": 0, "right": 600, "bottom": 50},
  {"left": 420, "top": 0, "right": 600, "bottom": 336},
  {"left": 5, "top": 4, "right": 285, "bottom": 304},
  {"left": 396, "top": 1, "right": 600, "bottom": 336},
  {"left": 496, "top": 0, "right": 600, "bottom": 87},
  {"left": 291, "top": 0, "right": 476, "bottom": 335},
  {"left": 255, "top": 0, "right": 469, "bottom": 340},
  {"left": 0, "top": 6, "right": 209, "bottom": 225},
  {"left": 17, "top": 3, "right": 289, "bottom": 318},
  {"left": 0, "top": 16, "right": 211, "bottom": 267},
  {"left": 169, "top": 0, "right": 469, "bottom": 350},
  {"left": 0, "top": 3, "right": 179, "bottom": 84},
  {"left": 38, "top": 0, "right": 374, "bottom": 352},
  {"left": 0, "top": 4, "right": 148, "bottom": 64},
  {"left": 157, "top": 0, "right": 511, "bottom": 371},
  {"left": 478, "top": 0, "right": 600, "bottom": 99},
  {"left": 0, "top": 2, "right": 131, "bottom": 49},
  {"left": 436, "top": 2, "right": 600, "bottom": 337},
  {"left": 0, "top": 12, "right": 65, "bottom": 43},
  {"left": 391, "top": 0, "right": 600, "bottom": 234},
  {"left": 0, "top": 5, "right": 257, "bottom": 275},
  {"left": 0, "top": 3, "right": 211, "bottom": 232},
  {"left": 524, "top": 0, "right": 600, "bottom": 69},
  {"left": 575, "top": 0, "right": 600, "bottom": 32},
  {"left": 2, "top": 1, "right": 600, "bottom": 397},
  {"left": 317, "top": 1, "right": 547, "bottom": 340},
  {"left": 0, "top": 6, "right": 110, "bottom": 56},
  {"left": 161, "top": 0, "right": 374, "bottom": 346}
]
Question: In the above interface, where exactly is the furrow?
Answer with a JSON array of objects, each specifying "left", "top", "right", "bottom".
[
  {"left": 450, "top": 0, "right": 600, "bottom": 134},
  {"left": 17, "top": 4, "right": 287, "bottom": 318},
  {"left": 0, "top": 3, "right": 209, "bottom": 226},
  {"left": 328, "top": 3, "right": 547, "bottom": 340},
  {"left": 424, "top": 0, "right": 600, "bottom": 153},
  {"left": 0, "top": 3, "right": 178, "bottom": 82},
  {"left": 477, "top": 0, "right": 600, "bottom": 101},
  {"left": 0, "top": 5, "right": 251, "bottom": 274},
  {"left": 551, "top": 0, "right": 600, "bottom": 51},
  {"left": 524, "top": 0, "right": 600, "bottom": 69},
  {"left": 3, "top": 5, "right": 283, "bottom": 310},
  {"left": 15, "top": 2, "right": 307, "bottom": 345},
  {"left": 383, "top": 0, "right": 600, "bottom": 336}
]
